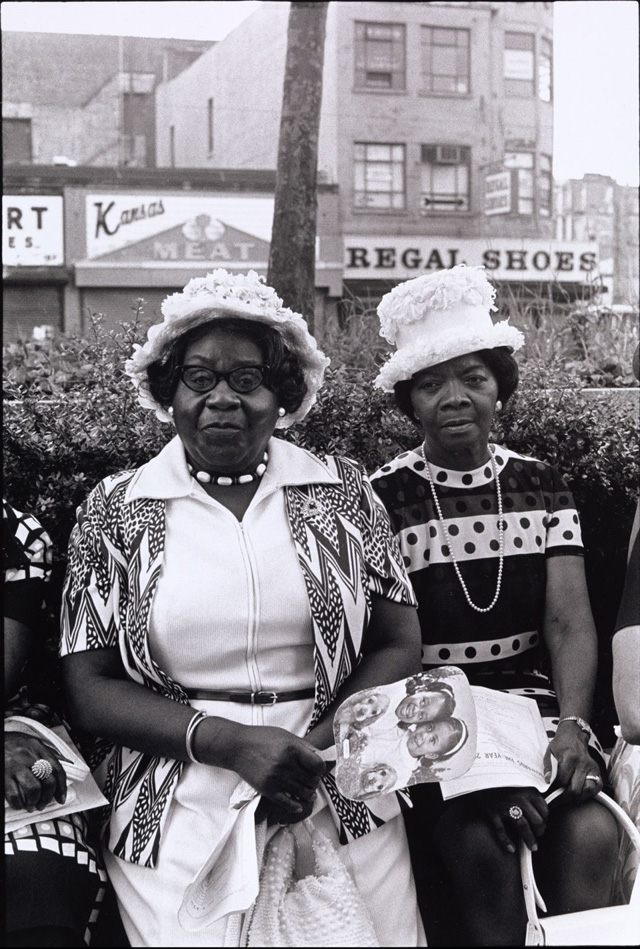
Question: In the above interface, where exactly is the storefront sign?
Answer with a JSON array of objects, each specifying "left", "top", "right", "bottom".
[
  {"left": 484, "top": 171, "right": 512, "bottom": 216},
  {"left": 85, "top": 194, "right": 274, "bottom": 266},
  {"left": 3, "top": 195, "right": 64, "bottom": 266},
  {"left": 344, "top": 238, "right": 598, "bottom": 282}
]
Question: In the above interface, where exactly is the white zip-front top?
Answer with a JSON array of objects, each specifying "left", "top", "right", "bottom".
[{"left": 148, "top": 459, "right": 316, "bottom": 700}]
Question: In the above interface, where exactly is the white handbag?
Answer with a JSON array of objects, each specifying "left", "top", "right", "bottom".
[
  {"left": 244, "top": 818, "right": 379, "bottom": 947},
  {"left": 521, "top": 790, "right": 640, "bottom": 946}
]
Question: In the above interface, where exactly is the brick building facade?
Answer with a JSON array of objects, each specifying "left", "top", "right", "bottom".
[
  {"left": 153, "top": 1, "right": 604, "bottom": 311},
  {"left": 2, "top": 32, "right": 213, "bottom": 168}
]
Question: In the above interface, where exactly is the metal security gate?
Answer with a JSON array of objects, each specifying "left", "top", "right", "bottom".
[{"left": 3, "top": 285, "right": 63, "bottom": 342}]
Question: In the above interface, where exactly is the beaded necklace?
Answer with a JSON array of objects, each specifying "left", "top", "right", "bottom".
[
  {"left": 187, "top": 451, "right": 268, "bottom": 486},
  {"left": 419, "top": 443, "right": 504, "bottom": 614}
]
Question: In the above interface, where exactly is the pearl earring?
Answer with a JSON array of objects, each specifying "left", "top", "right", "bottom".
[
  {"left": 167, "top": 406, "right": 174, "bottom": 417},
  {"left": 277, "top": 407, "right": 286, "bottom": 418},
  {"left": 495, "top": 400, "right": 503, "bottom": 413}
]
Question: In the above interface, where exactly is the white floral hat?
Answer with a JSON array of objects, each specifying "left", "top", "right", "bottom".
[
  {"left": 374, "top": 265, "right": 524, "bottom": 392},
  {"left": 125, "top": 269, "right": 330, "bottom": 427}
]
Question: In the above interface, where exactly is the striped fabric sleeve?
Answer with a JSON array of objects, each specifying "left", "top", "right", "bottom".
[
  {"left": 3, "top": 501, "right": 53, "bottom": 627},
  {"left": 544, "top": 466, "right": 584, "bottom": 558},
  {"left": 60, "top": 483, "right": 126, "bottom": 656},
  {"left": 359, "top": 470, "right": 418, "bottom": 607}
]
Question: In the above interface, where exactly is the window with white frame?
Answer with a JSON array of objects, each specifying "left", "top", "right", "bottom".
[
  {"left": 421, "top": 26, "right": 470, "bottom": 94},
  {"left": 505, "top": 152, "right": 534, "bottom": 215},
  {"left": 504, "top": 32, "right": 534, "bottom": 97},
  {"left": 354, "top": 143, "right": 406, "bottom": 209},
  {"left": 420, "top": 145, "right": 470, "bottom": 212},
  {"left": 354, "top": 22, "right": 406, "bottom": 91},
  {"left": 538, "top": 154, "right": 552, "bottom": 216},
  {"left": 538, "top": 38, "right": 552, "bottom": 102}
]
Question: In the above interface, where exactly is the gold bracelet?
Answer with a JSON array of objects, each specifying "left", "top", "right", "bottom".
[{"left": 185, "top": 709, "right": 208, "bottom": 763}]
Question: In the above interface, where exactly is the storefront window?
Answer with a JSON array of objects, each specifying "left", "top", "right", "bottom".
[
  {"left": 354, "top": 143, "right": 406, "bottom": 209},
  {"left": 538, "top": 38, "right": 552, "bottom": 102},
  {"left": 420, "top": 145, "right": 470, "bottom": 212},
  {"left": 504, "top": 32, "right": 534, "bottom": 97},
  {"left": 354, "top": 23, "right": 406, "bottom": 91},
  {"left": 421, "top": 26, "right": 470, "bottom": 94}
]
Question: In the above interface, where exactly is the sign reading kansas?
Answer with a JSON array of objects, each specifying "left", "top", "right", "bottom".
[{"left": 85, "top": 194, "right": 274, "bottom": 267}]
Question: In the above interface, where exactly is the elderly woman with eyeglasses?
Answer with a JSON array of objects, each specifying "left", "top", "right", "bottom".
[{"left": 60, "top": 270, "right": 426, "bottom": 947}]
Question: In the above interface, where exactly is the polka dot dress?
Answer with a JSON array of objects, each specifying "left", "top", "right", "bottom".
[{"left": 371, "top": 445, "right": 606, "bottom": 770}]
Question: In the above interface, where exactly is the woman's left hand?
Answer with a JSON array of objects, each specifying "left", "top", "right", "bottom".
[
  {"left": 4, "top": 732, "right": 67, "bottom": 811},
  {"left": 544, "top": 726, "right": 602, "bottom": 802}
]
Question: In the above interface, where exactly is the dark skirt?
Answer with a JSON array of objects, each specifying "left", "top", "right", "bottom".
[{"left": 5, "top": 811, "right": 107, "bottom": 943}]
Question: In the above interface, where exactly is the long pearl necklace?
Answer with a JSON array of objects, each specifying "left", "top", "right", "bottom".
[
  {"left": 187, "top": 451, "right": 268, "bottom": 486},
  {"left": 419, "top": 443, "right": 504, "bottom": 613}
]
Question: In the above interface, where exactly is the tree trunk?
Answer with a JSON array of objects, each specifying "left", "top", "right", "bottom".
[{"left": 267, "top": 1, "right": 328, "bottom": 333}]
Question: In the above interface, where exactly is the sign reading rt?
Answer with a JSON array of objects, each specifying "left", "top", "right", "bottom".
[{"left": 3, "top": 196, "right": 64, "bottom": 266}]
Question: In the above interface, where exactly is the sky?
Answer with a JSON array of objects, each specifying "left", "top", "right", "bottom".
[{"left": 1, "top": 0, "right": 638, "bottom": 187}]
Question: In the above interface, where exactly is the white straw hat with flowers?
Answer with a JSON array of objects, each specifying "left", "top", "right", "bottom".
[
  {"left": 125, "top": 269, "right": 330, "bottom": 427},
  {"left": 374, "top": 264, "right": 524, "bottom": 391}
]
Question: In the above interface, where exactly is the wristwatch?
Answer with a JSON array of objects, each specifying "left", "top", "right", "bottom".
[{"left": 557, "top": 715, "right": 592, "bottom": 738}]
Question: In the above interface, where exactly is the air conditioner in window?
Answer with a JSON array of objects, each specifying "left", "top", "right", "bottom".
[{"left": 435, "top": 146, "right": 461, "bottom": 164}]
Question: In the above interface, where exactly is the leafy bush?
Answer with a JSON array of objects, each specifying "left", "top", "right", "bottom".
[
  {"left": 323, "top": 289, "right": 639, "bottom": 389},
  {"left": 3, "top": 313, "right": 638, "bottom": 735}
]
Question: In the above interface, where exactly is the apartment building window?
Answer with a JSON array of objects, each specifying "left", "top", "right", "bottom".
[
  {"left": 354, "top": 22, "right": 406, "bottom": 91},
  {"left": 504, "top": 33, "right": 534, "bottom": 97},
  {"left": 505, "top": 152, "right": 534, "bottom": 214},
  {"left": 169, "top": 125, "right": 176, "bottom": 168},
  {"left": 420, "top": 145, "right": 470, "bottom": 212},
  {"left": 538, "top": 154, "right": 552, "bottom": 216},
  {"left": 3, "top": 118, "right": 32, "bottom": 164},
  {"left": 354, "top": 143, "right": 405, "bottom": 209},
  {"left": 207, "top": 98, "right": 214, "bottom": 154},
  {"left": 538, "top": 38, "right": 552, "bottom": 102},
  {"left": 421, "top": 27, "right": 470, "bottom": 94}
]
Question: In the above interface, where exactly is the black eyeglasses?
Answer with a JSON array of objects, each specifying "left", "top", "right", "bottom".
[{"left": 175, "top": 365, "right": 269, "bottom": 394}]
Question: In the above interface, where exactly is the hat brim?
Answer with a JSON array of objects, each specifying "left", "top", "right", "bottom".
[
  {"left": 374, "top": 322, "right": 525, "bottom": 392},
  {"left": 125, "top": 301, "right": 330, "bottom": 427}
]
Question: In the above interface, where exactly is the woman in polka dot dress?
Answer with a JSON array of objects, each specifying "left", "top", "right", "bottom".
[
  {"left": 4, "top": 500, "right": 107, "bottom": 947},
  {"left": 370, "top": 266, "right": 618, "bottom": 946}
]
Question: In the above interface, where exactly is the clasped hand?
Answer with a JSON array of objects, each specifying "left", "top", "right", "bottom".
[
  {"left": 476, "top": 730, "right": 602, "bottom": 852},
  {"left": 229, "top": 725, "right": 327, "bottom": 826},
  {"left": 544, "top": 727, "right": 602, "bottom": 803},
  {"left": 5, "top": 732, "right": 67, "bottom": 812}
]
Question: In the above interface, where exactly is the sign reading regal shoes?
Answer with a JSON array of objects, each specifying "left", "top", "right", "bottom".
[
  {"left": 85, "top": 194, "right": 274, "bottom": 267},
  {"left": 344, "top": 238, "right": 598, "bottom": 282},
  {"left": 3, "top": 195, "right": 64, "bottom": 266}
]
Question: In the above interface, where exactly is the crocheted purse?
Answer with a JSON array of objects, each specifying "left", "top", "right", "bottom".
[{"left": 244, "top": 819, "right": 379, "bottom": 947}]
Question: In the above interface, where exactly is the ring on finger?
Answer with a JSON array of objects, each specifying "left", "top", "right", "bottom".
[
  {"left": 31, "top": 759, "right": 53, "bottom": 781},
  {"left": 508, "top": 805, "right": 524, "bottom": 821},
  {"left": 584, "top": 773, "right": 601, "bottom": 783}
]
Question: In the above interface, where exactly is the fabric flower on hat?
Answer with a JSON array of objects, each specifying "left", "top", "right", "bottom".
[{"left": 125, "top": 269, "right": 330, "bottom": 427}]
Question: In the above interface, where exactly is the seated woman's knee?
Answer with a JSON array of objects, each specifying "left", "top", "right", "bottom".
[
  {"left": 434, "top": 804, "right": 503, "bottom": 874},
  {"left": 553, "top": 800, "right": 619, "bottom": 863}
]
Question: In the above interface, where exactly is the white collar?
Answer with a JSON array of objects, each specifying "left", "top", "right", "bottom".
[{"left": 124, "top": 435, "right": 339, "bottom": 503}]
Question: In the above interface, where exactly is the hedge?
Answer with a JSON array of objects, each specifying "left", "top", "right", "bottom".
[{"left": 3, "top": 320, "right": 639, "bottom": 737}]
